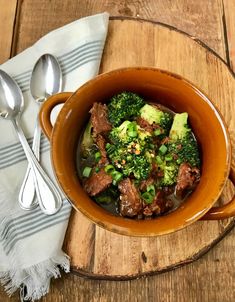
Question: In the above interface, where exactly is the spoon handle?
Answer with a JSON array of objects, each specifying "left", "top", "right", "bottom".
[
  {"left": 18, "top": 119, "right": 41, "bottom": 210},
  {"left": 12, "top": 118, "right": 62, "bottom": 215}
]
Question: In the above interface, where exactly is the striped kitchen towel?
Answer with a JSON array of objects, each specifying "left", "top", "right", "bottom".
[{"left": 0, "top": 12, "right": 109, "bottom": 300}]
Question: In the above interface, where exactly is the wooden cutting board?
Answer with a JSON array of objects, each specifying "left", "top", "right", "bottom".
[{"left": 63, "top": 17, "right": 235, "bottom": 279}]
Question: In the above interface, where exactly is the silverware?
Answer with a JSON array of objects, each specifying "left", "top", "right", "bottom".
[
  {"left": 0, "top": 69, "right": 62, "bottom": 215},
  {"left": 19, "top": 54, "right": 62, "bottom": 210}
]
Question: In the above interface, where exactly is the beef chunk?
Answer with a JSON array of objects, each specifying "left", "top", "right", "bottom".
[
  {"left": 136, "top": 117, "right": 161, "bottom": 133},
  {"left": 84, "top": 169, "right": 112, "bottom": 196},
  {"left": 143, "top": 191, "right": 173, "bottom": 217},
  {"left": 118, "top": 178, "right": 143, "bottom": 217},
  {"left": 175, "top": 163, "right": 200, "bottom": 197},
  {"left": 96, "top": 134, "right": 109, "bottom": 166},
  {"left": 90, "top": 103, "right": 112, "bottom": 136}
]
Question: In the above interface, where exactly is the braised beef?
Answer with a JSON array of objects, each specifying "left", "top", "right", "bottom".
[
  {"left": 90, "top": 103, "right": 112, "bottom": 136},
  {"left": 175, "top": 163, "right": 200, "bottom": 197},
  {"left": 143, "top": 191, "right": 173, "bottom": 217},
  {"left": 136, "top": 117, "right": 161, "bottom": 133},
  {"left": 118, "top": 178, "right": 143, "bottom": 217},
  {"left": 96, "top": 134, "right": 109, "bottom": 165},
  {"left": 84, "top": 169, "right": 112, "bottom": 196},
  {"left": 160, "top": 137, "right": 170, "bottom": 145}
]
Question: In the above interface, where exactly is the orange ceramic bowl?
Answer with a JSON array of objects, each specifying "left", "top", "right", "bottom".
[{"left": 39, "top": 67, "right": 235, "bottom": 236}]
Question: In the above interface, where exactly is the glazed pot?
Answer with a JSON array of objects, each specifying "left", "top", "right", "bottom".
[{"left": 39, "top": 67, "right": 235, "bottom": 236}]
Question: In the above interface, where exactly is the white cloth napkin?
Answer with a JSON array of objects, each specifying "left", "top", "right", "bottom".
[{"left": 0, "top": 12, "right": 109, "bottom": 300}]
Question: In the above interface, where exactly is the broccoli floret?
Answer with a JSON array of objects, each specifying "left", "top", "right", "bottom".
[
  {"left": 155, "top": 112, "right": 200, "bottom": 187},
  {"left": 156, "top": 155, "right": 178, "bottom": 186},
  {"left": 122, "top": 154, "right": 152, "bottom": 180},
  {"left": 168, "top": 113, "right": 200, "bottom": 167},
  {"left": 136, "top": 125, "right": 151, "bottom": 141},
  {"left": 108, "top": 92, "right": 145, "bottom": 126},
  {"left": 109, "top": 120, "right": 134, "bottom": 145},
  {"left": 81, "top": 120, "right": 93, "bottom": 156},
  {"left": 109, "top": 121, "right": 153, "bottom": 147},
  {"left": 140, "top": 104, "right": 173, "bottom": 136},
  {"left": 169, "top": 112, "right": 189, "bottom": 140},
  {"left": 160, "top": 163, "right": 178, "bottom": 186},
  {"left": 106, "top": 143, "right": 152, "bottom": 180}
]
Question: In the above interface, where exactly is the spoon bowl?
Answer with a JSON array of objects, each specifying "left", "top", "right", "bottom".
[
  {"left": 30, "top": 54, "right": 62, "bottom": 103},
  {"left": 0, "top": 70, "right": 24, "bottom": 119}
]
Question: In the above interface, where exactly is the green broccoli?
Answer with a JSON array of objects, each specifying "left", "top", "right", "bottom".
[
  {"left": 109, "top": 121, "right": 137, "bottom": 145},
  {"left": 136, "top": 125, "right": 152, "bottom": 141},
  {"left": 140, "top": 104, "right": 173, "bottom": 136},
  {"left": 108, "top": 92, "right": 145, "bottom": 126},
  {"left": 168, "top": 113, "right": 200, "bottom": 167},
  {"left": 80, "top": 120, "right": 93, "bottom": 156},
  {"left": 169, "top": 112, "right": 189, "bottom": 140},
  {"left": 107, "top": 118, "right": 155, "bottom": 180},
  {"left": 155, "top": 155, "right": 178, "bottom": 186},
  {"left": 109, "top": 121, "right": 153, "bottom": 148},
  {"left": 106, "top": 142, "right": 152, "bottom": 180},
  {"left": 122, "top": 153, "right": 152, "bottom": 180},
  {"left": 155, "top": 112, "right": 200, "bottom": 187}
]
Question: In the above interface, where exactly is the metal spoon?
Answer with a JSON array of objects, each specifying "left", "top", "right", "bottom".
[
  {"left": 0, "top": 69, "right": 62, "bottom": 215},
  {"left": 19, "top": 54, "right": 62, "bottom": 210}
]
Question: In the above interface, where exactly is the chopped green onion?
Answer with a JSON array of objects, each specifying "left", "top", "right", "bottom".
[
  {"left": 159, "top": 144, "right": 168, "bottom": 155},
  {"left": 104, "top": 164, "right": 115, "bottom": 174},
  {"left": 106, "top": 143, "right": 111, "bottom": 149},
  {"left": 95, "top": 167, "right": 100, "bottom": 173},
  {"left": 147, "top": 184, "right": 155, "bottom": 196},
  {"left": 127, "top": 122, "right": 137, "bottom": 132},
  {"left": 82, "top": 167, "right": 92, "bottom": 178},
  {"left": 154, "top": 129, "right": 162, "bottom": 136},
  {"left": 142, "top": 192, "right": 154, "bottom": 204},
  {"left": 95, "top": 151, "right": 101, "bottom": 161},
  {"left": 165, "top": 154, "right": 173, "bottom": 161},
  {"left": 156, "top": 155, "right": 163, "bottom": 165},
  {"left": 176, "top": 158, "right": 183, "bottom": 164},
  {"left": 111, "top": 171, "right": 123, "bottom": 183},
  {"left": 128, "top": 130, "right": 138, "bottom": 137},
  {"left": 95, "top": 195, "right": 112, "bottom": 203}
]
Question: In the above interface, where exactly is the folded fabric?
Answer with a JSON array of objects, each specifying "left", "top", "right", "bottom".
[{"left": 0, "top": 12, "right": 109, "bottom": 300}]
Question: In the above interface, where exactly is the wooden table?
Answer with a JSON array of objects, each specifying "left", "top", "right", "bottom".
[{"left": 0, "top": 1, "right": 235, "bottom": 301}]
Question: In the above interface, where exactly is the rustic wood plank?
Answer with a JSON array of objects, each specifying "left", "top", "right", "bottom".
[
  {"left": 13, "top": 0, "right": 226, "bottom": 60},
  {"left": 0, "top": 0, "right": 18, "bottom": 64},
  {"left": 223, "top": 0, "right": 235, "bottom": 70},
  {"left": 2, "top": 229, "right": 235, "bottom": 302}
]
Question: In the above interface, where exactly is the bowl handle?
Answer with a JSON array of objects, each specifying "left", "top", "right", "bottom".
[
  {"left": 201, "top": 169, "right": 235, "bottom": 220},
  {"left": 39, "top": 92, "right": 73, "bottom": 140}
]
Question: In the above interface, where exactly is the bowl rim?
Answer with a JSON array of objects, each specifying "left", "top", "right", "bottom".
[{"left": 50, "top": 67, "right": 231, "bottom": 236}]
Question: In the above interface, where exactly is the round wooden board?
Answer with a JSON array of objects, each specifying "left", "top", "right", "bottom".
[{"left": 63, "top": 17, "right": 235, "bottom": 279}]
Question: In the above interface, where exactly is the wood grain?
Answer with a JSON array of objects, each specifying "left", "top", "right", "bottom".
[
  {"left": 2, "top": 228, "right": 235, "bottom": 302},
  {"left": 1, "top": 1, "right": 235, "bottom": 302},
  {"left": 223, "top": 0, "right": 235, "bottom": 70},
  {"left": 14, "top": 0, "right": 226, "bottom": 59},
  {"left": 0, "top": 0, "right": 17, "bottom": 64}
]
